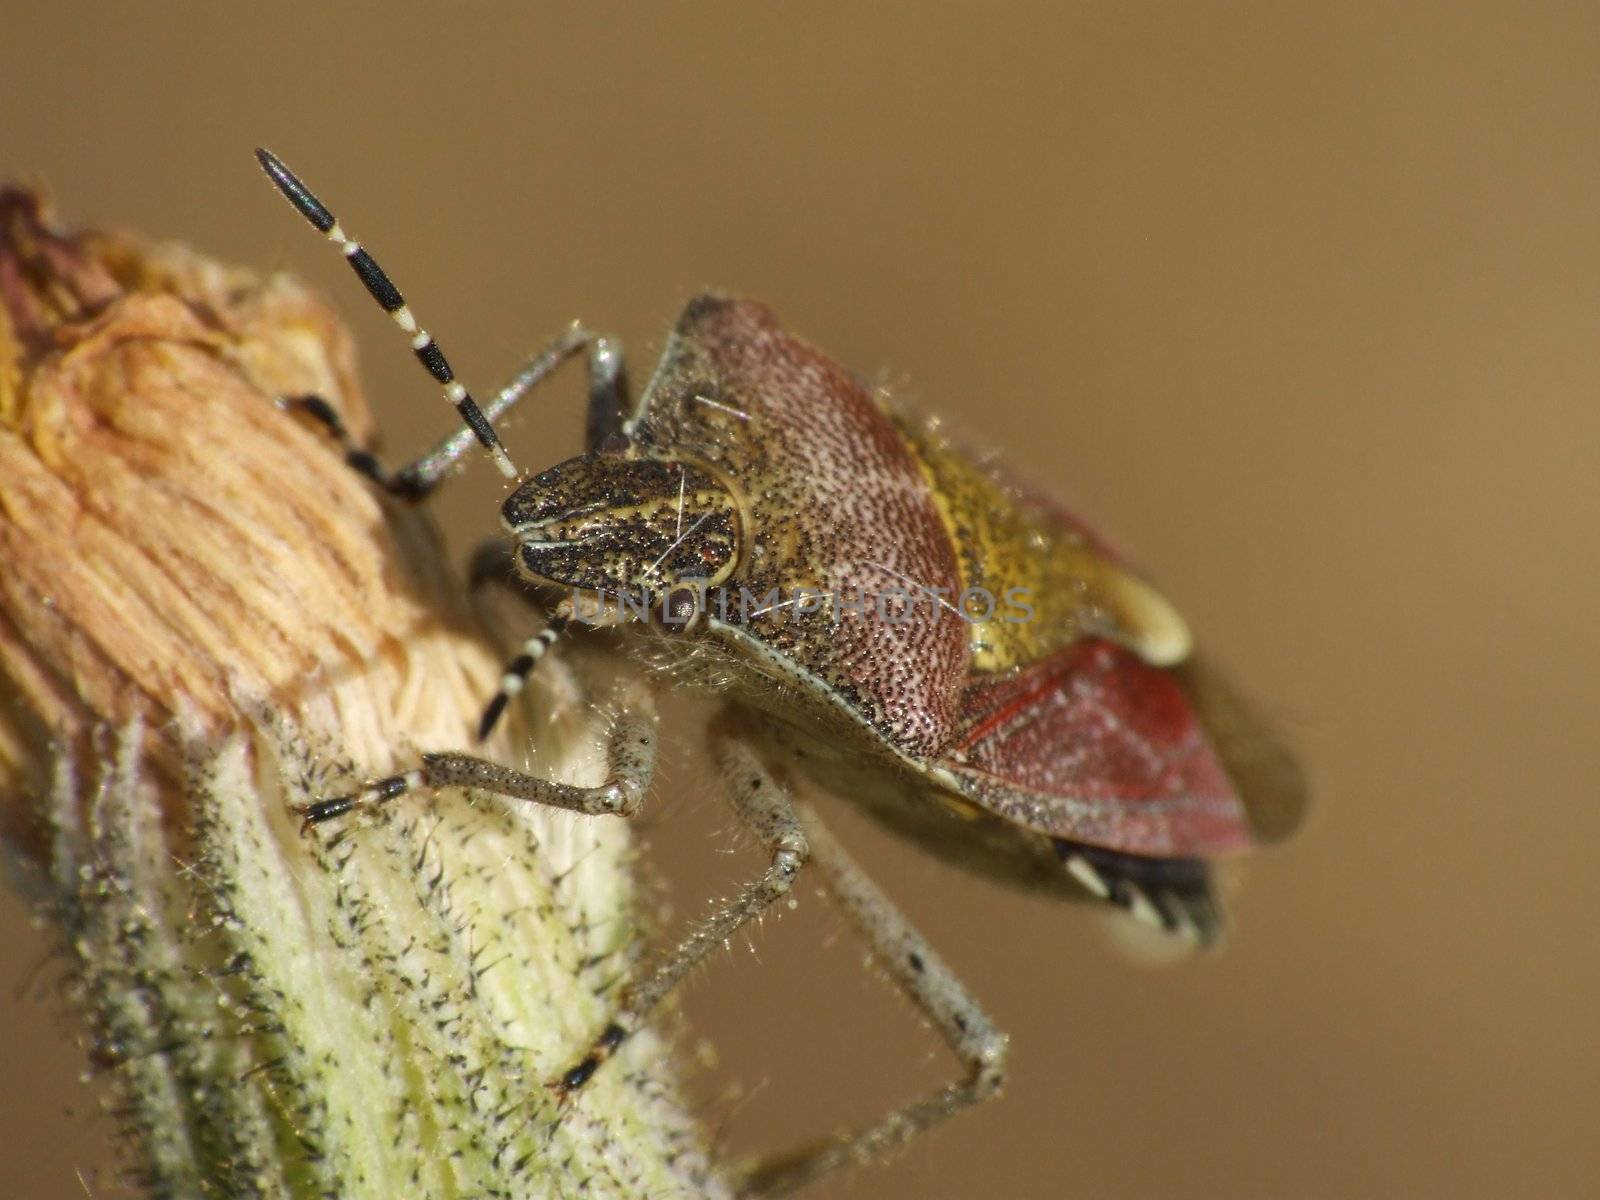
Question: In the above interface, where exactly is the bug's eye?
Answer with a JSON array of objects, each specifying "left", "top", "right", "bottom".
[{"left": 504, "top": 453, "right": 742, "bottom": 598}]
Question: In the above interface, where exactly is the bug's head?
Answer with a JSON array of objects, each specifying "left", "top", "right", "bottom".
[{"left": 502, "top": 453, "right": 742, "bottom": 606}]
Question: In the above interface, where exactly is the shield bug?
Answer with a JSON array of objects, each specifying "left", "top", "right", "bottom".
[{"left": 256, "top": 148, "right": 1306, "bottom": 1197}]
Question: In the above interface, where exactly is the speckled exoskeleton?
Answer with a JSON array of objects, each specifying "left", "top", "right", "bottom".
[{"left": 257, "top": 149, "right": 1306, "bottom": 1197}]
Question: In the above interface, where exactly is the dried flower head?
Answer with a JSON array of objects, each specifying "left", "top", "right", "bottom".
[{"left": 0, "top": 187, "right": 725, "bottom": 1198}]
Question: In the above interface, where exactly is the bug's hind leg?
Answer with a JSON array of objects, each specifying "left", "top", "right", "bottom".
[
  {"left": 737, "top": 806, "right": 1009, "bottom": 1199},
  {"left": 552, "top": 731, "right": 811, "bottom": 1094},
  {"left": 285, "top": 323, "right": 627, "bottom": 500},
  {"left": 296, "top": 695, "right": 657, "bottom": 828}
]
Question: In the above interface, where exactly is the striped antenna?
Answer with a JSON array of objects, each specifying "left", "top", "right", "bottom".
[{"left": 254, "top": 148, "right": 517, "bottom": 480}]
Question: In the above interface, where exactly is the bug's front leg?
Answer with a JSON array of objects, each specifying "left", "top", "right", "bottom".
[
  {"left": 285, "top": 323, "right": 627, "bottom": 500},
  {"left": 296, "top": 698, "right": 657, "bottom": 828},
  {"left": 737, "top": 806, "right": 1009, "bottom": 1199},
  {"left": 551, "top": 729, "right": 811, "bottom": 1095}
]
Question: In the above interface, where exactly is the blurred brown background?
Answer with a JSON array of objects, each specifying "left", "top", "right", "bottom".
[{"left": 2, "top": 3, "right": 1597, "bottom": 1197}]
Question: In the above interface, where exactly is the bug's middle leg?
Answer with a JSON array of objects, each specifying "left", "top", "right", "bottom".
[
  {"left": 736, "top": 806, "right": 1009, "bottom": 1198},
  {"left": 552, "top": 731, "right": 810, "bottom": 1093}
]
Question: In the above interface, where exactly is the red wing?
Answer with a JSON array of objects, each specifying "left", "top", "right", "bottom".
[{"left": 942, "top": 639, "right": 1254, "bottom": 858}]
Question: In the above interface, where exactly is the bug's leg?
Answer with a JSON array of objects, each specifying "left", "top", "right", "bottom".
[
  {"left": 279, "top": 392, "right": 396, "bottom": 488},
  {"left": 393, "top": 325, "right": 626, "bottom": 499},
  {"left": 283, "top": 324, "right": 627, "bottom": 501},
  {"left": 737, "top": 806, "right": 1009, "bottom": 1199},
  {"left": 296, "top": 699, "right": 656, "bottom": 829},
  {"left": 582, "top": 331, "right": 630, "bottom": 451},
  {"left": 551, "top": 733, "right": 810, "bottom": 1096}
]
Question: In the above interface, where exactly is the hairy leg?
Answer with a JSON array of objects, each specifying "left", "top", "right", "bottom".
[
  {"left": 296, "top": 699, "right": 656, "bottom": 828},
  {"left": 553, "top": 731, "right": 810, "bottom": 1093},
  {"left": 737, "top": 805, "right": 1009, "bottom": 1198}
]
